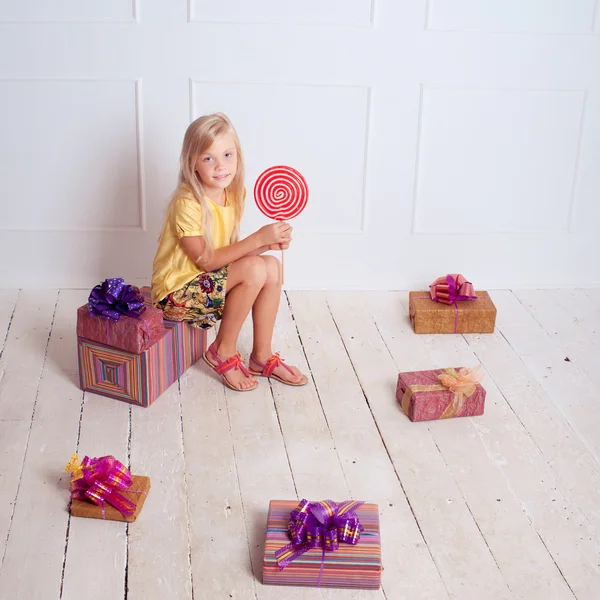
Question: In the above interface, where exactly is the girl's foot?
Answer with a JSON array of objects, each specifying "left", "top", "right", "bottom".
[
  {"left": 248, "top": 352, "right": 308, "bottom": 386},
  {"left": 203, "top": 342, "right": 258, "bottom": 391}
]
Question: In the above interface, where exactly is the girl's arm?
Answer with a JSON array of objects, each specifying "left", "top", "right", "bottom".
[
  {"left": 247, "top": 244, "right": 270, "bottom": 256},
  {"left": 180, "top": 222, "right": 291, "bottom": 272},
  {"left": 247, "top": 241, "right": 291, "bottom": 256}
]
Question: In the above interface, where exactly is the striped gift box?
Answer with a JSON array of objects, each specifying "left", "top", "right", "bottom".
[
  {"left": 262, "top": 500, "right": 382, "bottom": 590},
  {"left": 139, "top": 286, "right": 206, "bottom": 374},
  {"left": 78, "top": 289, "right": 206, "bottom": 407}
]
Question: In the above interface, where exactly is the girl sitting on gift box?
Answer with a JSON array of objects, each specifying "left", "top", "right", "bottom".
[{"left": 152, "top": 113, "right": 307, "bottom": 391}]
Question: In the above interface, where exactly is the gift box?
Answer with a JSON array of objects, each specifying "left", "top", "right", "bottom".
[
  {"left": 262, "top": 499, "right": 382, "bottom": 590},
  {"left": 78, "top": 278, "right": 165, "bottom": 354},
  {"left": 139, "top": 286, "right": 207, "bottom": 375},
  {"left": 78, "top": 317, "right": 205, "bottom": 407},
  {"left": 396, "top": 367, "right": 485, "bottom": 422},
  {"left": 78, "top": 286, "right": 206, "bottom": 407},
  {"left": 70, "top": 475, "right": 151, "bottom": 522},
  {"left": 66, "top": 454, "right": 150, "bottom": 523},
  {"left": 409, "top": 291, "right": 496, "bottom": 334},
  {"left": 76, "top": 304, "right": 165, "bottom": 355}
]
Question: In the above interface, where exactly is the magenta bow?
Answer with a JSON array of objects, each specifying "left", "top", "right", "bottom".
[
  {"left": 65, "top": 453, "right": 137, "bottom": 518},
  {"left": 429, "top": 274, "right": 476, "bottom": 305}
]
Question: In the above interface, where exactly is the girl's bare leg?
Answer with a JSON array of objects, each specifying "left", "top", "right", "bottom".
[
  {"left": 249, "top": 255, "right": 306, "bottom": 384},
  {"left": 206, "top": 256, "right": 267, "bottom": 390}
]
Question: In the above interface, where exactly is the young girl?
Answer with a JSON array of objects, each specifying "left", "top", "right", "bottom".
[{"left": 152, "top": 113, "right": 307, "bottom": 392}]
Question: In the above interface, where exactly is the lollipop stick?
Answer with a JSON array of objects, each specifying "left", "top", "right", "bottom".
[{"left": 281, "top": 248, "right": 285, "bottom": 286}]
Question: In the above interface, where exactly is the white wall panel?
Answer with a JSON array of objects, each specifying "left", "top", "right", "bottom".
[
  {"left": 427, "top": 0, "right": 597, "bottom": 34},
  {"left": 190, "top": 0, "right": 373, "bottom": 25},
  {"left": 0, "top": 80, "right": 143, "bottom": 231},
  {"left": 413, "top": 87, "right": 586, "bottom": 235},
  {"left": 0, "top": 0, "right": 136, "bottom": 22}
]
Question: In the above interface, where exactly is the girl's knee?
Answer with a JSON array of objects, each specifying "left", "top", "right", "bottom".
[
  {"left": 261, "top": 255, "right": 281, "bottom": 285},
  {"left": 240, "top": 255, "right": 268, "bottom": 287}
]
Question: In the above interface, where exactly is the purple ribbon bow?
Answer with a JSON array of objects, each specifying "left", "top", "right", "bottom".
[
  {"left": 88, "top": 278, "right": 146, "bottom": 322},
  {"left": 275, "top": 499, "right": 364, "bottom": 584}
]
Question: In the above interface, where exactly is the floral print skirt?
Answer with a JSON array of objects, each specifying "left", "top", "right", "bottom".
[{"left": 157, "top": 265, "right": 229, "bottom": 330}]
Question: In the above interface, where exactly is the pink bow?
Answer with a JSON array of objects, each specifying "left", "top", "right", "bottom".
[
  {"left": 65, "top": 453, "right": 137, "bottom": 518},
  {"left": 429, "top": 274, "right": 476, "bottom": 305}
]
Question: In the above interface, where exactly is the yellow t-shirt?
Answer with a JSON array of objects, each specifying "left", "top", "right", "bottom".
[{"left": 151, "top": 185, "right": 238, "bottom": 304}]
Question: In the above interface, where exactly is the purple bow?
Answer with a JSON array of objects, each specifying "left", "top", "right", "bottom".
[
  {"left": 275, "top": 499, "right": 364, "bottom": 579},
  {"left": 88, "top": 278, "right": 146, "bottom": 322}
]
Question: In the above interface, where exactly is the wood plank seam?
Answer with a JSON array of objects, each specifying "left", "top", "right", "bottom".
[
  {"left": 532, "top": 529, "right": 577, "bottom": 598},
  {"left": 514, "top": 289, "right": 600, "bottom": 350},
  {"left": 328, "top": 300, "right": 453, "bottom": 600},
  {"left": 58, "top": 390, "right": 86, "bottom": 599},
  {"left": 268, "top": 379, "right": 299, "bottom": 500},
  {"left": 507, "top": 290, "right": 600, "bottom": 463},
  {"left": 223, "top": 386, "right": 259, "bottom": 599},
  {"left": 283, "top": 291, "right": 353, "bottom": 494},
  {"left": 450, "top": 443, "right": 515, "bottom": 596},
  {"left": 176, "top": 379, "right": 197, "bottom": 599},
  {"left": 59, "top": 512, "right": 74, "bottom": 599},
  {"left": 0, "top": 290, "right": 58, "bottom": 574},
  {"left": 124, "top": 405, "right": 132, "bottom": 600},
  {"left": 0, "top": 290, "right": 18, "bottom": 359}
]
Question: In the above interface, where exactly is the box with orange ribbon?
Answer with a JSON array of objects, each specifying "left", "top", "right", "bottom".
[
  {"left": 409, "top": 274, "right": 496, "bottom": 334},
  {"left": 64, "top": 453, "right": 150, "bottom": 523},
  {"left": 262, "top": 499, "right": 382, "bottom": 589},
  {"left": 396, "top": 366, "right": 485, "bottom": 422}
]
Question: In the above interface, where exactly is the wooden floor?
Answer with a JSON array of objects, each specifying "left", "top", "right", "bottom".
[{"left": 1, "top": 289, "right": 600, "bottom": 600}]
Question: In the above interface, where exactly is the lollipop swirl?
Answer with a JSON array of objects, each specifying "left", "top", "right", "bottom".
[{"left": 254, "top": 166, "right": 308, "bottom": 221}]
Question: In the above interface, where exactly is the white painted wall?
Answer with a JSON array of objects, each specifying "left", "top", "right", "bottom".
[{"left": 0, "top": 0, "right": 598, "bottom": 289}]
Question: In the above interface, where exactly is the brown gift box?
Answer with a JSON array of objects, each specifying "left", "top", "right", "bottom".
[
  {"left": 409, "top": 291, "right": 496, "bottom": 334},
  {"left": 69, "top": 475, "right": 151, "bottom": 523}
]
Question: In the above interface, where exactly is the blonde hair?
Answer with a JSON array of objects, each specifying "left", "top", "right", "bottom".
[{"left": 170, "top": 112, "right": 245, "bottom": 260}]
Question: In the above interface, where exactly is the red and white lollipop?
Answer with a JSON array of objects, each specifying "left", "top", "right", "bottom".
[
  {"left": 254, "top": 165, "right": 308, "bottom": 221},
  {"left": 254, "top": 165, "right": 309, "bottom": 282}
]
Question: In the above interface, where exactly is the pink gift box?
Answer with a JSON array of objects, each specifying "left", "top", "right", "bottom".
[
  {"left": 77, "top": 304, "right": 165, "bottom": 355},
  {"left": 396, "top": 368, "right": 485, "bottom": 422}
]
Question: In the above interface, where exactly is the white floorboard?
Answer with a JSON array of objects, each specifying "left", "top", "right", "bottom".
[
  {"left": 0, "top": 289, "right": 599, "bottom": 600},
  {"left": 0, "top": 290, "right": 58, "bottom": 593}
]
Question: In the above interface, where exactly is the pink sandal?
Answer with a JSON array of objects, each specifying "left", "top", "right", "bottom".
[
  {"left": 203, "top": 342, "right": 258, "bottom": 392},
  {"left": 248, "top": 352, "right": 308, "bottom": 386}
]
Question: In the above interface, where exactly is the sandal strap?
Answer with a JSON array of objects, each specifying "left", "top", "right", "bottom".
[
  {"left": 208, "top": 342, "right": 222, "bottom": 364},
  {"left": 252, "top": 352, "right": 295, "bottom": 378},
  {"left": 210, "top": 343, "right": 251, "bottom": 377},
  {"left": 216, "top": 352, "right": 251, "bottom": 377}
]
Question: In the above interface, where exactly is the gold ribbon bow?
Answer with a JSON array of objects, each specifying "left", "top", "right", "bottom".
[{"left": 402, "top": 366, "right": 483, "bottom": 419}]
